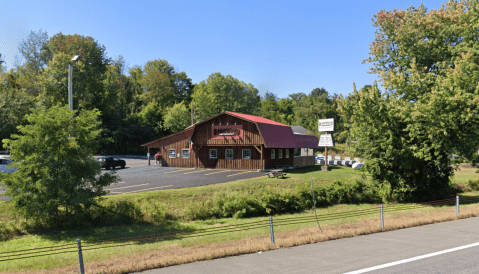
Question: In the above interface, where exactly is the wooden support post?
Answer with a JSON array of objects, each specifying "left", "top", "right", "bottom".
[
  {"left": 194, "top": 145, "right": 203, "bottom": 168},
  {"left": 148, "top": 147, "right": 150, "bottom": 166},
  {"left": 322, "top": 139, "right": 330, "bottom": 171},
  {"left": 325, "top": 147, "right": 328, "bottom": 167},
  {"left": 261, "top": 145, "right": 264, "bottom": 170}
]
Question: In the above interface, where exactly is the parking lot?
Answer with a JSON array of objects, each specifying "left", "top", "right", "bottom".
[
  {"left": 0, "top": 158, "right": 267, "bottom": 200},
  {"left": 104, "top": 158, "right": 266, "bottom": 195}
]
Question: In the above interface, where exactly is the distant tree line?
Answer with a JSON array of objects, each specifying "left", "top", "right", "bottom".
[{"left": 0, "top": 30, "right": 348, "bottom": 154}]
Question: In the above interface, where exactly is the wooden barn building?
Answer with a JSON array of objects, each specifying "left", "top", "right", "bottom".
[{"left": 141, "top": 111, "right": 319, "bottom": 170}]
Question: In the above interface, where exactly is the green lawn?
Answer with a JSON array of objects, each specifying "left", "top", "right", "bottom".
[{"left": 452, "top": 164, "right": 479, "bottom": 185}]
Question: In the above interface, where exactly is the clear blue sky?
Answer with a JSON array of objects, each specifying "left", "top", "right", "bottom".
[{"left": 1, "top": 0, "right": 448, "bottom": 98}]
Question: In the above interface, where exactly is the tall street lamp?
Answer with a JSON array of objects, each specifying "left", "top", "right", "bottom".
[{"left": 68, "top": 55, "right": 81, "bottom": 110}]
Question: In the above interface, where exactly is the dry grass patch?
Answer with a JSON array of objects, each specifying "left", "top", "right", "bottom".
[{"left": 6, "top": 204, "right": 479, "bottom": 274}]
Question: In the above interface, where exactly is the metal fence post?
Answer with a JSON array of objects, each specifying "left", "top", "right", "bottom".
[
  {"left": 77, "top": 239, "right": 85, "bottom": 274},
  {"left": 456, "top": 195, "right": 460, "bottom": 217},
  {"left": 380, "top": 205, "right": 384, "bottom": 231},
  {"left": 269, "top": 217, "right": 275, "bottom": 246}
]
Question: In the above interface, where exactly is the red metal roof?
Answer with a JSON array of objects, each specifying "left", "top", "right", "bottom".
[
  {"left": 226, "top": 111, "right": 287, "bottom": 126},
  {"left": 256, "top": 123, "right": 299, "bottom": 148},
  {"left": 293, "top": 134, "right": 319, "bottom": 149},
  {"left": 226, "top": 111, "right": 305, "bottom": 148}
]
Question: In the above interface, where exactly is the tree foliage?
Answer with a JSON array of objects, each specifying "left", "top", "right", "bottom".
[
  {"left": 39, "top": 33, "right": 110, "bottom": 110},
  {"left": 18, "top": 29, "right": 49, "bottom": 73},
  {"left": 347, "top": 0, "right": 479, "bottom": 200},
  {"left": 1, "top": 106, "right": 117, "bottom": 226},
  {"left": 0, "top": 89, "right": 34, "bottom": 148},
  {"left": 138, "top": 59, "right": 193, "bottom": 108},
  {"left": 163, "top": 101, "right": 191, "bottom": 133},
  {"left": 192, "top": 72, "right": 260, "bottom": 121}
]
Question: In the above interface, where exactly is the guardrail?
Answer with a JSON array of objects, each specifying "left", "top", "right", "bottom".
[{"left": 1, "top": 195, "right": 477, "bottom": 273}]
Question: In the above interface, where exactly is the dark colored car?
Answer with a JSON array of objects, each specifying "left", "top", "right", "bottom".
[{"left": 98, "top": 157, "right": 126, "bottom": 170}]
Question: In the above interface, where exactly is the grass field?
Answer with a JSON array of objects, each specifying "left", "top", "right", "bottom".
[
  {"left": 0, "top": 164, "right": 478, "bottom": 273},
  {"left": 452, "top": 164, "right": 479, "bottom": 184}
]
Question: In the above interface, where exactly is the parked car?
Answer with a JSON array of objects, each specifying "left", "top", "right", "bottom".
[
  {"left": 0, "top": 158, "right": 16, "bottom": 173},
  {"left": 98, "top": 157, "right": 126, "bottom": 170},
  {"left": 315, "top": 156, "right": 325, "bottom": 165},
  {"left": 352, "top": 162, "right": 364, "bottom": 170}
]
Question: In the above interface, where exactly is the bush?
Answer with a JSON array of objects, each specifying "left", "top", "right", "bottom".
[
  {"left": 465, "top": 179, "right": 479, "bottom": 191},
  {"left": 451, "top": 158, "right": 464, "bottom": 165},
  {"left": 179, "top": 180, "right": 390, "bottom": 221}
]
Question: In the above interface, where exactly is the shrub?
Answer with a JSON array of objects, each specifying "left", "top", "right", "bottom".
[{"left": 467, "top": 179, "right": 479, "bottom": 191}]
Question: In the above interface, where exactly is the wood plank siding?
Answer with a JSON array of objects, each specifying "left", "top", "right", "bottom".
[
  {"left": 197, "top": 146, "right": 263, "bottom": 169},
  {"left": 159, "top": 138, "right": 196, "bottom": 167},
  {"left": 192, "top": 114, "right": 263, "bottom": 146}
]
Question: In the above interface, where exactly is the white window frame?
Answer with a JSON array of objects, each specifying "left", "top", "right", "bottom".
[
  {"left": 225, "top": 149, "right": 234, "bottom": 159},
  {"left": 169, "top": 149, "right": 176, "bottom": 158},
  {"left": 242, "top": 149, "right": 251, "bottom": 159},
  {"left": 209, "top": 149, "right": 217, "bottom": 159},
  {"left": 279, "top": 149, "right": 283, "bottom": 159},
  {"left": 271, "top": 149, "right": 275, "bottom": 159},
  {"left": 286, "top": 149, "right": 290, "bottom": 158},
  {"left": 182, "top": 149, "right": 190, "bottom": 158}
]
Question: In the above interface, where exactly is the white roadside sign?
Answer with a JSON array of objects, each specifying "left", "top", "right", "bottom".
[
  {"left": 318, "top": 134, "right": 334, "bottom": 147},
  {"left": 318, "top": 118, "right": 334, "bottom": 132}
]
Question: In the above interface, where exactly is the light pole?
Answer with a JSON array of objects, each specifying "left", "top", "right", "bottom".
[{"left": 68, "top": 55, "right": 81, "bottom": 110}]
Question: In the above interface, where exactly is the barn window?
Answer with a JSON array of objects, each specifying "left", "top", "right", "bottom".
[
  {"left": 226, "top": 149, "right": 234, "bottom": 159},
  {"left": 286, "top": 149, "right": 290, "bottom": 158},
  {"left": 279, "top": 149, "right": 283, "bottom": 159},
  {"left": 242, "top": 149, "right": 251, "bottom": 159},
  {"left": 210, "top": 149, "right": 217, "bottom": 159},
  {"left": 182, "top": 149, "right": 189, "bottom": 158},
  {"left": 169, "top": 149, "right": 176, "bottom": 158},
  {"left": 271, "top": 149, "right": 275, "bottom": 159}
]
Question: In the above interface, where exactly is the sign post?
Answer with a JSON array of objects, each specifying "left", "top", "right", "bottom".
[{"left": 318, "top": 119, "right": 335, "bottom": 171}]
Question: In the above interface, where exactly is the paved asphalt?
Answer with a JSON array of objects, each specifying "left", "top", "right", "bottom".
[
  {"left": 138, "top": 217, "right": 479, "bottom": 274},
  {"left": 103, "top": 159, "right": 266, "bottom": 195},
  {"left": 0, "top": 158, "right": 267, "bottom": 200}
]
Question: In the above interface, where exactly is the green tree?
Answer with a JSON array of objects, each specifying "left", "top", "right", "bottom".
[
  {"left": 39, "top": 33, "right": 110, "bottom": 110},
  {"left": 257, "top": 92, "right": 279, "bottom": 120},
  {"left": 0, "top": 89, "right": 34, "bottom": 150},
  {"left": 288, "top": 88, "right": 341, "bottom": 139},
  {"left": 192, "top": 72, "right": 260, "bottom": 121},
  {"left": 138, "top": 59, "right": 193, "bottom": 109},
  {"left": 1, "top": 105, "right": 117, "bottom": 226},
  {"left": 0, "top": 53, "right": 4, "bottom": 72},
  {"left": 18, "top": 29, "right": 49, "bottom": 73},
  {"left": 163, "top": 101, "right": 191, "bottom": 132},
  {"left": 348, "top": 0, "right": 479, "bottom": 200},
  {"left": 256, "top": 92, "right": 295, "bottom": 125}
]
